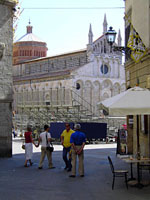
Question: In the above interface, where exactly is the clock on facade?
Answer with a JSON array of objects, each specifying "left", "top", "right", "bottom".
[{"left": 101, "top": 64, "right": 108, "bottom": 74}]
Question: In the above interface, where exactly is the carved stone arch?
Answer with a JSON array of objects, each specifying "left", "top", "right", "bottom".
[
  {"left": 93, "top": 80, "right": 100, "bottom": 88},
  {"left": 49, "top": 82, "right": 54, "bottom": 89},
  {"left": 53, "top": 81, "right": 60, "bottom": 89},
  {"left": 45, "top": 92, "right": 50, "bottom": 101},
  {"left": 38, "top": 84, "right": 42, "bottom": 91},
  {"left": 75, "top": 79, "right": 84, "bottom": 90},
  {"left": 36, "top": 83, "right": 40, "bottom": 90},
  {"left": 84, "top": 80, "right": 93, "bottom": 105},
  {"left": 45, "top": 82, "right": 49, "bottom": 90},
  {"left": 74, "top": 79, "right": 84, "bottom": 101},
  {"left": 103, "top": 92, "right": 109, "bottom": 100},
  {"left": 93, "top": 81, "right": 101, "bottom": 110},
  {"left": 18, "top": 85, "right": 23, "bottom": 92},
  {"left": 112, "top": 82, "right": 121, "bottom": 96},
  {"left": 25, "top": 85, "right": 30, "bottom": 91},
  {"left": 101, "top": 79, "right": 113, "bottom": 90},
  {"left": 120, "top": 83, "right": 126, "bottom": 92},
  {"left": 58, "top": 81, "right": 62, "bottom": 88},
  {"left": 85, "top": 80, "right": 93, "bottom": 88}
]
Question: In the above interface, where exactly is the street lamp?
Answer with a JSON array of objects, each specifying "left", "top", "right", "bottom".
[
  {"left": 105, "top": 26, "right": 117, "bottom": 46},
  {"left": 106, "top": 26, "right": 129, "bottom": 53}
]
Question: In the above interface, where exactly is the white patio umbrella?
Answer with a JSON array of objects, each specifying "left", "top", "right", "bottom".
[
  {"left": 98, "top": 86, "right": 150, "bottom": 157},
  {"left": 98, "top": 86, "right": 150, "bottom": 116}
]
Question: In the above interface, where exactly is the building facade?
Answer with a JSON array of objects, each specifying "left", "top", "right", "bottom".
[
  {"left": 13, "top": 15, "right": 125, "bottom": 129},
  {"left": 0, "top": 0, "right": 16, "bottom": 157},
  {"left": 125, "top": 0, "right": 150, "bottom": 157}
]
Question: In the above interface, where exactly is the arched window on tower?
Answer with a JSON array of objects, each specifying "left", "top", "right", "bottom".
[
  {"left": 104, "top": 39, "right": 106, "bottom": 53},
  {"left": 98, "top": 43, "right": 100, "bottom": 52},
  {"left": 95, "top": 45, "right": 97, "bottom": 51},
  {"left": 76, "top": 83, "right": 81, "bottom": 90},
  {"left": 101, "top": 41, "right": 103, "bottom": 53}
]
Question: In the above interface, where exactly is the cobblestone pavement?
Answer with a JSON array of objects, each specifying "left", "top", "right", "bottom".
[{"left": 0, "top": 141, "right": 150, "bottom": 200}]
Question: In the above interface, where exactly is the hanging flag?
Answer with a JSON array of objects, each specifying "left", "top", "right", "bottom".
[{"left": 125, "top": 14, "right": 147, "bottom": 63}]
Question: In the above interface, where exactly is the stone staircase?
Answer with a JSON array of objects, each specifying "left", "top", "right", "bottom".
[{"left": 13, "top": 88, "right": 101, "bottom": 129}]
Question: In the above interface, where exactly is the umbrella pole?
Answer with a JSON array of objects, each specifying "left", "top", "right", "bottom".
[
  {"left": 148, "top": 115, "right": 150, "bottom": 158},
  {"left": 136, "top": 115, "right": 140, "bottom": 158},
  {"left": 136, "top": 115, "right": 143, "bottom": 188}
]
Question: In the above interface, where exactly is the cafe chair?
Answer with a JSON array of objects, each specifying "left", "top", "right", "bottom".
[
  {"left": 108, "top": 156, "right": 128, "bottom": 190},
  {"left": 139, "top": 163, "right": 150, "bottom": 179}
]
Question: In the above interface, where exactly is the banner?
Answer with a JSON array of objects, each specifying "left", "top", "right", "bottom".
[{"left": 125, "top": 14, "right": 147, "bottom": 63}]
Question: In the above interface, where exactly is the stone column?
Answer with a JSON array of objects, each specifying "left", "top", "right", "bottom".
[{"left": 0, "top": 0, "right": 16, "bottom": 157}]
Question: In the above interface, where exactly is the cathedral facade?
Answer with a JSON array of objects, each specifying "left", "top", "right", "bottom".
[{"left": 13, "top": 15, "right": 125, "bottom": 127}]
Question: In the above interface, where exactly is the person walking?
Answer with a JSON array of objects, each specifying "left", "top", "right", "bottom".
[
  {"left": 61, "top": 123, "right": 74, "bottom": 171},
  {"left": 24, "top": 126, "right": 36, "bottom": 167},
  {"left": 12, "top": 127, "right": 16, "bottom": 138},
  {"left": 69, "top": 124, "right": 86, "bottom": 177},
  {"left": 36, "top": 124, "right": 55, "bottom": 169}
]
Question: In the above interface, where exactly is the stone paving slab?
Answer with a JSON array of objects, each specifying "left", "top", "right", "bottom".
[{"left": 0, "top": 142, "right": 150, "bottom": 200}]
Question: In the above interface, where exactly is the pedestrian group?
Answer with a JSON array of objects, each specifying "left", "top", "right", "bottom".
[{"left": 24, "top": 123, "right": 86, "bottom": 177}]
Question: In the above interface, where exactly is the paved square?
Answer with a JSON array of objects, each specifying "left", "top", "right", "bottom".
[{"left": 0, "top": 141, "right": 150, "bottom": 200}]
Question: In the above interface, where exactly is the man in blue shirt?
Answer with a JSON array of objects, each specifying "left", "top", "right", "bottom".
[{"left": 69, "top": 124, "right": 86, "bottom": 177}]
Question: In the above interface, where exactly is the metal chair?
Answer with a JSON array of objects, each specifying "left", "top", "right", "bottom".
[
  {"left": 108, "top": 156, "right": 128, "bottom": 190},
  {"left": 139, "top": 163, "right": 150, "bottom": 179}
]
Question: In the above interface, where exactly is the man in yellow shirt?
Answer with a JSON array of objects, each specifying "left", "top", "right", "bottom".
[{"left": 61, "top": 123, "right": 74, "bottom": 171}]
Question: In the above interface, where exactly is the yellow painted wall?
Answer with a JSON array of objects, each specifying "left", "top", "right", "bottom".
[
  {"left": 125, "top": 56, "right": 150, "bottom": 157},
  {"left": 125, "top": 0, "right": 150, "bottom": 157}
]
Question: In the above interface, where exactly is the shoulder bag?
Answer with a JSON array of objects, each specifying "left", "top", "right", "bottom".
[{"left": 46, "top": 132, "right": 54, "bottom": 152}]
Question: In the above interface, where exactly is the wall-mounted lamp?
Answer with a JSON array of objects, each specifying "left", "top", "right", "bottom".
[{"left": 106, "top": 26, "right": 129, "bottom": 53}]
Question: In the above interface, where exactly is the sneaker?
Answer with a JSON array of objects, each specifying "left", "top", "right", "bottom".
[
  {"left": 64, "top": 166, "right": 68, "bottom": 170},
  {"left": 80, "top": 175, "right": 84, "bottom": 177},
  {"left": 24, "top": 164, "right": 28, "bottom": 167},
  {"left": 38, "top": 167, "right": 43, "bottom": 169},
  {"left": 67, "top": 168, "right": 71, "bottom": 172},
  {"left": 69, "top": 175, "right": 76, "bottom": 178},
  {"left": 49, "top": 166, "right": 55, "bottom": 169}
]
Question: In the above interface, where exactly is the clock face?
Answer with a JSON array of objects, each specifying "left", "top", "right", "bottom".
[{"left": 101, "top": 64, "right": 108, "bottom": 74}]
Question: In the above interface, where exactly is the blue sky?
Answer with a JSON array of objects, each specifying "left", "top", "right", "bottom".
[{"left": 15, "top": 0, "right": 125, "bottom": 56}]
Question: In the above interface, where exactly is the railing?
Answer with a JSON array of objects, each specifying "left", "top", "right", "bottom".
[{"left": 14, "top": 87, "right": 101, "bottom": 128}]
